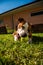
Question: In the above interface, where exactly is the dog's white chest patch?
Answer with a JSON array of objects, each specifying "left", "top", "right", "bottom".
[{"left": 23, "top": 22, "right": 28, "bottom": 31}]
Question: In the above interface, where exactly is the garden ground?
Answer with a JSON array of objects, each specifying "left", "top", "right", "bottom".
[{"left": 0, "top": 33, "right": 43, "bottom": 65}]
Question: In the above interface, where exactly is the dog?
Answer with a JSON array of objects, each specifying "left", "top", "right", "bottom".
[
  {"left": 13, "top": 21, "right": 32, "bottom": 43},
  {"left": 13, "top": 22, "right": 26, "bottom": 41},
  {"left": 18, "top": 18, "right": 32, "bottom": 43}
]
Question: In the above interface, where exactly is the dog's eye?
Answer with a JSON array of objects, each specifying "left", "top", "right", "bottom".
[{"left": 22, "top": 26, "right": 25, "bottom": 29}]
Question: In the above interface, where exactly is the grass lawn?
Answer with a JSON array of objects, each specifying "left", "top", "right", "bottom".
[{"left": 0, "top": 33, "right": 43, "bottom": 65}]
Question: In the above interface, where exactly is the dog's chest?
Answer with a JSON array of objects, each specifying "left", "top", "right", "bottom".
[{"left": 23, "top": 23, "right": 28, "bottom": 31}]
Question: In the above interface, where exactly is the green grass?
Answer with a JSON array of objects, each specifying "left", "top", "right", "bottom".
[
  {"left": 32, "top": 33, "right": 43, "bottom": 37},
  {"left": 0, "top": 33, "right": 43, "bottom": 65}
]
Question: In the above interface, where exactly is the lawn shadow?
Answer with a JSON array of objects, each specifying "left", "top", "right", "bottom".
[{"left": 32, "top": 36, "right": 43, "bottom": 44}]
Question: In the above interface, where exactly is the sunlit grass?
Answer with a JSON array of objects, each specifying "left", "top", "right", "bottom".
[{"left": 0, "top": 33, "right": 43, "bottom": 65}]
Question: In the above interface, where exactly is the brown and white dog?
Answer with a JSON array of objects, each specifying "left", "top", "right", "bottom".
[
  {"left": 18, "top": 22, "right": 32, "bottom": 43},
  {"left": 13, "top": 22, "right": 25, "bottom": 41},
  {"left": 13, "top": 18, "right": 32, "bottom": 43}
]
